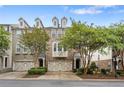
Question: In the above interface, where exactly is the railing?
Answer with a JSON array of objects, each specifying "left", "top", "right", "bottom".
[{"left": 52, "top": 51, "right": 68, "bottom": 57}]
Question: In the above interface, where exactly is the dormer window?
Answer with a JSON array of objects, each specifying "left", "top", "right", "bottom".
[
  {"left": 36, "top": 22, "right": 39, "bottom": 27},
  {"left": 54, "top": 21, "right": 56, "bottom": 26},
  {"left": 52, "top": 17, "right": 59, "bottom": 28},
  {"left": 20, "top": 21, "right": 23, "bottom": 26}
]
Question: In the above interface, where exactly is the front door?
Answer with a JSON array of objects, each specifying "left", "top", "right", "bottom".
[
  {"left": 76, "top": 59, "right": 80, "bottom": 69},
  {"left": 39, "top": 58, "right": 43, "bottom": 67}
]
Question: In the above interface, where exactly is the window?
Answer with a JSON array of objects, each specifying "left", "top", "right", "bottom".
[
  {"left": 7, "top": 26, "right": 9, "bottom": 32},
  {"left": 16, "top": 30, "right": 22, "bottom": 35},
  {"left": 54, "top": 21, "right": 56, "bottom": 26},
  {"left": 5, "top": 57, "right": 7, "bottom": 68},
  {"left": 64, "top": 47, "right": 67, "bottom": 51},
  {"left": 23, "top": 46, "right": 28, "bottom": 53},
  {"left": 58, "top": 43, "right": 62, "bottom": 51},
  {"left": 54, "top": 43, "right": 56, "bottom": 51},
  {"left": 20, "top": 21, "right": 23, "bottom": 26},
  {"left": 16, "top": 44, "right": 21, "bottom": 53},
  {"left": 36, "top": 22, "right": 39, "bottom": 27},
  {"left": 51, "top": 30, "right": 56, "bottom": 38}
]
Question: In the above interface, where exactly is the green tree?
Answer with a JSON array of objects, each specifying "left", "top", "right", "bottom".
[
  {"left": 20, "top": 28, "right": 49, "bottom": 67},
  {"left": 60, "top": 21, "right": 109, "bottom": 74},
  {"left": 108, "top": 22, "right": 124, "bottom": 72},
  {"left": 0, "top": 26, "right": 10, "bottom": 55}
]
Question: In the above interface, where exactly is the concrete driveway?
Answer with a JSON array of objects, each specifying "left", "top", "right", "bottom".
[
  {"left": 38, "top": 72, "right": 82, "bottom": 80},
  {"left": 0, "top": 71, "right": 82, "bottom": 80},
  {"left": 0, "top": 72, "right": 26, "bottom": 79}
]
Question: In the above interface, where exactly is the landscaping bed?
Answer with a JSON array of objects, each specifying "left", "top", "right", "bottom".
[
  {"left": 74, "top": 62, "right": 124, "bottom": 79},
  {"left": 23, "top": 67, "right": 47, "bottom": 78},
  {"left": 78, "top": 74, "right": 124, "bottom": 79}
]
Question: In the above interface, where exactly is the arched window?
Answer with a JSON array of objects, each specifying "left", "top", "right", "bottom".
[
  {"left": 36, "top": 22, "right": 39, "bottom": 27},
  {"left": 20, "top": 21, "right": 23, "bottom": 26},
  {"left": 54, "top": 21, "right": 56, "bottom": 26}
]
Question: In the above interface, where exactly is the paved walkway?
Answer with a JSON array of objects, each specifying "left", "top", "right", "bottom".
[
  {"left": 0, "top": 72, "right": 26, "bottom": 79},
  {"left": 38, "top": 72, "right": 82, "bottom": 80}
]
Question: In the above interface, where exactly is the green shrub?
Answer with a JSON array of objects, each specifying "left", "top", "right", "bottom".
[
  {"left": 116, "top": 70, "right": 124, "bottom": 76},
  {"left": 87, "top": 68, "right": 93, "bottom": 74},
  {"left": 31, "top": 67, "right": 36, "bottom": 69},
  {"left": 76, "top": 68, "right": 84, "bottom": 75},
  {"left": 90, "top": 62, "right": 98, "bottom": 71},
  {"left": 37, "top": 67, "right": 47, "bottom": 72},
  {"left": 87, "top": 62, "right": 98, "bottom": 74},
  {"left": 101, "top": 69, "right": 106, "bottom": 75},
  {"left": 28, "top": 67, "right": 47, "bottom": 75}
]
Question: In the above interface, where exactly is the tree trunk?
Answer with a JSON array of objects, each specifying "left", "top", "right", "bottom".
[
  {"left": 84, "top": 54, "right": 91, "bottom": 75},
  {"left": 33, "top": 49, "right": 39, "bottom": 68}
]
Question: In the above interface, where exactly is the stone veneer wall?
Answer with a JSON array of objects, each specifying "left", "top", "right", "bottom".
[
  {"left": 48, "top": 61, "right": 72, "bottom": 71},
  {"left": 94, "top": 59, "right": 111, "bottom": 69},
  {"left": 13, "top": 62, "right": 34, "bottom": 71}
]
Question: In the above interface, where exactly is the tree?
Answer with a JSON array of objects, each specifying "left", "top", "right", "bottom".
[
  {"left": 20, "top": 28, "right": 49, "bottom": 67},
  {"left": 60, "top": 21, "right": 110, "bottom": 74},
  {"left": 108, "top": 22, "right": 124, "bottom": 72},
  {"left": 0, "top": 26, "right": 10, "bottom": 55}
]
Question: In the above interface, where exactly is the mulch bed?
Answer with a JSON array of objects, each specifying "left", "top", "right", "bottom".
[
  {"left": 23, "top": 74, "right": 41, "bottom": 78},
  {"left": 78, "top": 74, "right": 124, "bottom": 79}
]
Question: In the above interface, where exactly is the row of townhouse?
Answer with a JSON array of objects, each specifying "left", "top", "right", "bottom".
[{"left": 0, "top": 17, "right": 112, "bottom": 72}]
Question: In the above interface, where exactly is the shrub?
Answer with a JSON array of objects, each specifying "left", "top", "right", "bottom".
[
  {"left": 101, "top": 69, "right": 106, "bottom": 75},
  {"left": 28, "top": 67, "right": 47, "bottom": 75},
  {"left": 87, "top": 62, "right": 98, "bottom": 74},
  {"left": 116, "top": 70, "right": 124, "bottom": 76},
  {"left": 87, "top": 68, "right": 93, "bottom": 74},
  {"left": 90, "top": 62, "right": 98, "bottom": 71},
  {"left": 73, "top": 69, "right": 77, "bottom": 73},
  {"left": 76, "top": 68, "right": 84, "bottom": 75},
  {"left": 76, "top": 71, "right": 82, "bottom": 75}
]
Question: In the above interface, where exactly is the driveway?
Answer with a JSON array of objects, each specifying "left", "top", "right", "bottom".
[
  {"left": 38, "top": 72, "right": 82, "bottom": 80},
  {"left": 0, "top": 72, "right": 26, "bottom": 79},
  {"left": 0, "top": 71, "right": 82, "bottom": 80}
]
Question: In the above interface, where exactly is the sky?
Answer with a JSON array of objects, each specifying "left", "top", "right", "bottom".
[{"left": 0, "top": 5, "right": 124, "bottom": 27}]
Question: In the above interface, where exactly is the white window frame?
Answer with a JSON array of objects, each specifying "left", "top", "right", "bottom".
[{"left": 16, "top": 43, "right": 21, "bottom": 54}]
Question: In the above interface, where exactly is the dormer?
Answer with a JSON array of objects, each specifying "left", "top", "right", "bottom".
[
  {"left": 61, "top": 17, "right": 67, "bottom": 28},
  {"left": 18, "top": 17, "right": 30, "bottom": 28},
  {"left": 35, "top": 18, "right": 44, "bottom": 28},
  {"left": 52, "top": 17, "right": 59, "bottom": 28}
]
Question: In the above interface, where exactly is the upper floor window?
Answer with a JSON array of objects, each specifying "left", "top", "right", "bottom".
[
  {"left": 54, "top": 21, "right": 56, "bottom": 26},
  {"left": 51, "top": 30, "right": 57, "bottom": 38},
  {"left": 7, "top": 26, "right": 9, "bottom": 32},
  {"left": 20, "top": 21, "right": 23, "bottom": 26},
  {"left": 58, "top": 43, "right": 62, "bottom": 51},
  {"left": 16, "top": 30, "right": 22, "bottom": 35},
  {"left": 54, "top": 43, "right": 56, "bottom": 51},
  {"left": 23, "top": 46, "right": 28, "bottom": 53},
  {"left": 36, "top": 22, "right": 39, "bottom": 27},
  {"left": 16, "top": 43, "right": 21, "bottom": 53}
]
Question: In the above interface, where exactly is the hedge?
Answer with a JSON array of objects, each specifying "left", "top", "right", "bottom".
[{"left": 28, "top": 67, "right": 47, "bottom": 75}]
